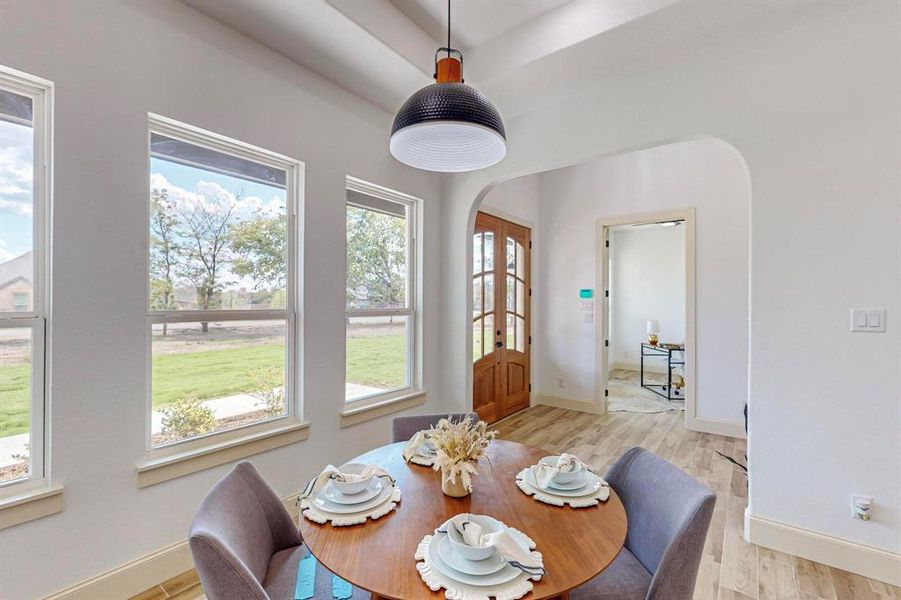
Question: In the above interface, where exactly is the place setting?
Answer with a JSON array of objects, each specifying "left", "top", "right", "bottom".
[
  {"left": 298, "top": 462, "right": 401, "bottom": 526},
  {"left": 516, "top": 453, "right": 611, "bottom": 508},
  {"left": 414, "top": 513, "right": 545, "bottom": 600},
  {"left": 402, "top": 428, "right": 439, "bottom": 467}
]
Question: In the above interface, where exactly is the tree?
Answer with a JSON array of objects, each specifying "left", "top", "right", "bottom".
[
  {"left": 345, "top": 206, "right": 406, "bottom": 310},
  {"left": 149, "top": 189, "right": 178, "bottom": 334},
  {"left": 175, "top": 188, "right": 237, "bottom": 331},
  {"left": 231, "top": 212, "right": 287, "bottom": 307}
]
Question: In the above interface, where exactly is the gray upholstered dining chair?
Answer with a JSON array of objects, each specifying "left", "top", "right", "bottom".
[
  {"left": 571, "top": 447, "right": 716, "bottom": 600},
  {"left": 391, "top": 412, "right": 479, "bottom": 443},
  {"left": 189, "top": 461, "right": 369, "bottom": 599}
]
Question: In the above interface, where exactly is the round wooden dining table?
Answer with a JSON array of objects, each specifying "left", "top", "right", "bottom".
[{"left": 298, "top": 440, "right": 627, "bottom": 599}]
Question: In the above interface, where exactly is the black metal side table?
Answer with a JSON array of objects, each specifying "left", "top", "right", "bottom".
[{"left": 640, "top": 343, "right": 685, "bottom": 402}]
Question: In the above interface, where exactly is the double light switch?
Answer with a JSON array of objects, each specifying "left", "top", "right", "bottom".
[{"left": 850, "top": 308, "right": 886, "bottom": 332}]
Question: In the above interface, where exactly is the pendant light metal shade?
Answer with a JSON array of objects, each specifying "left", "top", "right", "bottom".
[{"left": 390, "top": 82, "right": 506, "bottom": 172}]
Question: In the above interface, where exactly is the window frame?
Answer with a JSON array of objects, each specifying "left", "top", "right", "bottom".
[
  {"left": 344, "top": 176, "right": 420, "bottom": 405},
  {"left": 0, "top": 66, "right": 52, "bottom": 493},
  {"left": 144, "top": 114, "right": 303, "bottom": 458}
]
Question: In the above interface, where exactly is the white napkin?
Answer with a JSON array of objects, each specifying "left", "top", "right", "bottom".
[
  {"left": 441, "top": 514, "right": 545, "bottom": 576},
  {"left": 532, "top": 453, "right": 591, "bottom": 490},
  {"left": 402, "top": 430, "right": 435, "bottom": 462},
  {"left": 298, "top": 464, "right": 393, "bottom": 500}
]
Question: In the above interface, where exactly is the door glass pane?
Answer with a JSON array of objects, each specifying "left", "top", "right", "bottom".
[
  {"left": 472, "top": 276, "right": 482, "bottom": 318},
  {"left": 516, "top": 316, "right": 526, "bottom": 353},
  {"left": 484, "top": 314, "right": 494, "bottom": 357},
  {"left": 516, "top": 280, "right": 525, "bottom": 316},
  {"left": 472, "top": 233, "right": 482, "bottom": 275},
  {"left": 516, "top": 242, "right": 525, "bottom": 279},
  {"left": 151, "top": 320, "right": 287, "bottom": 447},
  {"left": 472, "top": 317, "right": 482, "bottom": 361},
  {"left": 0, "top": 327, "right": 32, "bottom": 483},
  {"left": 484, "top": 274, "right": 494, "bottom": 313},
  {"left": 0, "top": 90, "right": 35, "bottom": 313},
  {"left": 346, "top": 315, "right": 409, "bottom": 401},
  {"left": 506, "top": 274, "right": 516, "bottom": 312},
  {"left": 506, "top": 313, "right": 515, "bottom": 352},
  {"left": 506, "top": 237, "right": 515, "bottom": 274},
  {"left": 484, "top": 232, "right": 494, "bottom": 271}
]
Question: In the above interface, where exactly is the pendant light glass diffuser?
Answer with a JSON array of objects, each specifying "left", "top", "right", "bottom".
[{"left": 390, "top": 4, "right": 506, "bottom": 172}]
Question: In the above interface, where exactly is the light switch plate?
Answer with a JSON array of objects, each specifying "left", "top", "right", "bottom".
[{"left": 850, "top": 308, "right": 886, "bottom": 332}]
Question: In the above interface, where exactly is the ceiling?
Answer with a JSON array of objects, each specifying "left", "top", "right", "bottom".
[{"left": 183, "top": 0, "right": 834, "bottom": 121}]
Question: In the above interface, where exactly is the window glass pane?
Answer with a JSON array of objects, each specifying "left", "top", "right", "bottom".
[
  {"left": 346, "top": 315, "right": 408, "bottom": 400},
  {"left": 472, "top": 317, "right": 482, "bottom": 362},
  {"left": 506, "top": 274, "right": 516, "bottom": 312},
  {"left": 484, "top": 273, "right": 494, "bottom": 314},
  {"left": 516, "top": 316, "right": 526, "bottom": 353},
  {"left": 0, "top": 327, "right": 31, "bottom": 484},
  {"left": 148, "top": 140, "right": 287, "bottom": 312},
  {"left": 506, "top": 237, "right": 515, "bottom": 274},
  {"left": 472, "top": 276, "right": 482, "bottom": 318},
  {"left": 472, "top": 233, "right": 482, "bottom": 275},
  {"left": 151, "top": 320, "right": 287, "bottom": 447},
  {"left": 0, "top": 90, "right": 35, "bottom": 314},
  {"left": 346, "top": 204, "right": 407, "bottom": 310},
  {"left": 484, "top": 232, "right": 494, "bottom": 271},
  {"left": 517, "top": 280, "right": 525, "bottom": 316}
]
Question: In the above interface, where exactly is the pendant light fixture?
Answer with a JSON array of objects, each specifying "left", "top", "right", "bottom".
[{"left": 390, "top": 0, "right": 506, "bottom": 172}]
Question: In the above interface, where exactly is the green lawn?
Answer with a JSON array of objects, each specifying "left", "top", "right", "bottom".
[{"left": 0, "top": 334, "right": 406, "bottom": 438}]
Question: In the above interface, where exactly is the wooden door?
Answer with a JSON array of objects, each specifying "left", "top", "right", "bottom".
[{"left": 472, "top": 212, "right": 531, "bottom": 423}]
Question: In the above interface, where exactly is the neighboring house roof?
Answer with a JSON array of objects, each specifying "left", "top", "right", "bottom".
[
  {"left": 0, "top": 274, "right": 29, "bottom": 291},
  {"left": 0, "top": 252, "right": 32, "bottom": 288}
]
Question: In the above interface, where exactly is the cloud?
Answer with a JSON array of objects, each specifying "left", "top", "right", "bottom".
[
  {"left": 0, "top": 121, "right": 34, "bottom": 217},
  {"left": 0, "top": 240, "right": 16, "bottom": 263}
]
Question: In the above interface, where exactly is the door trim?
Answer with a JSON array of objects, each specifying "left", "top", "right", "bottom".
[{"left": 596, "top": 208, "right": 696, "bottom": 428}]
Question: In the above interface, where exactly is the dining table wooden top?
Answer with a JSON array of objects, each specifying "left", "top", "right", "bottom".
[{"left": 298, "top": 439, "right": 628, "bottom": 600}]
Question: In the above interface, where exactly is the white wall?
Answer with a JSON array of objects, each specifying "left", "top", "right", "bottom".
[
  {"left": 0, "top": 2, "right": 444, "bottom": 598},
  {"left": 440, "top": 0, "right": 900, "bottom": 574},
  {"left": 609, "top": 225, "right": 686, "bottom": 371},
  {"left": 532, "top": 140, "right": 747, "bottom": 424}
]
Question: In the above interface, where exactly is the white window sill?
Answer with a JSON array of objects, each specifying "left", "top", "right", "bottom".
[
  {"left": 0, "top": 482, "right": 64, "bottom": 530},
  {"left": 137, "top": 420, "right": 310, "bottom": 488},
  {"left": 340, "top": 390, "right": 426, "bottom": 428}
]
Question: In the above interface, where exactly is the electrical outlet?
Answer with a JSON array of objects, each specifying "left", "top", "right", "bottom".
[{"left": 557, "top": 377, "right": 565, "bottom": 388}]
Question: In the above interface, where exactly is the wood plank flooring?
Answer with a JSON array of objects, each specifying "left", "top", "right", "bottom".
[{"left": 131, "top": 406, "right": 899, "bottom": 600}]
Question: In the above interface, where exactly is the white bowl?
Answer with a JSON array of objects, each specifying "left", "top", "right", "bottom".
[
  {"left": 539, "top": 456, "right": 584, "bottom": 485},
  {"left": 332, "top": 463, "right": 375, "bottom": 495},
  {"left": 446, "top": 514, "right": 504, "bottom": 562}
]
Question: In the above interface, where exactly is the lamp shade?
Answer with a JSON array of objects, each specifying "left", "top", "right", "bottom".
[
  {"left": 646, "top": 320, "right": 660, "bottom": 334},
  {"left": 390, "top": 82, "right": 507, "bottom": 173}
]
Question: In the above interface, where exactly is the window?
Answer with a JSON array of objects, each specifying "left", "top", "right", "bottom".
[
  {"left": 147, "top": 115, "right": 300, "bottom": 450},
  {"left": 0, "top": 68, "right": 51, "bottom": 487},
  {"left": 345, "top": 178, "right": 418, "bottom": 403}
]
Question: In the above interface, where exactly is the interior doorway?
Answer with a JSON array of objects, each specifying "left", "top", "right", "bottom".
[
  {"left": 598, "top": 211, "right": 694, "bottom": 417},
  {"left": 472, "top": 211, "right": 531, "bottom": 423}
]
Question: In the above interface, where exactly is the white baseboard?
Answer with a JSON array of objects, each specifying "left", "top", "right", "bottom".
[
  {"left": 535, "top": 393, "right": 605, "bottom": 415},
  {"left": 746, "top": 512, "right": 901, "bottom": 586},
  {"left": 686, "top": 414, "right": 746, "bottom": 439},
  {"left": 44, "top": 493, "right": 301, "bottom": 600}
]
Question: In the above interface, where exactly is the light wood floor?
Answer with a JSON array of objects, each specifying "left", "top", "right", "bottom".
[{"left": 132, "top": 405, "right": 899, "bottom": 600}]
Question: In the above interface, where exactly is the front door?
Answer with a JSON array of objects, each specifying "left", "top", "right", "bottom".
[{"left": 472, "top": 212, "right": 531, "bottom": 423}]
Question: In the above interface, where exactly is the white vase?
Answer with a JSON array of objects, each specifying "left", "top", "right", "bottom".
[{"left": 441, "top": 468, "right": 471, "bottom": 498}]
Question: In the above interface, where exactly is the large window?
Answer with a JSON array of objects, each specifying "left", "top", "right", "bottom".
[
  {"left": 345, "top": 178, "right": 418, "bottom": 403},
  {"left": 0, "top": 68, "right": 51, "bottom": 487},
  {"left": 147, "top": 115, "right": 299, "bottom": 450}
]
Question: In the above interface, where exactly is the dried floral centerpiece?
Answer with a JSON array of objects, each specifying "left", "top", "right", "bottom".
[{"left": 430, "top": 416, "right": 497, "bottom": 497}]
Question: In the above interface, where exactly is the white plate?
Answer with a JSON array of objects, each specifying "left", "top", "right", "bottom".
[
  {"left": 525, "top": 467, "right": 604, "bottom": 497},
  {"left": 426, "top": 533, "right": 520, "bottom": 587},
  {"left": 417, "top": 443, "right": 437, "bottom": 456},
  {"left": 321, "top": 478, "right": 383, "bottom": 505},
  {"left": 545, "top": 475, "right": 588, "bottom": 491},
  {"left": 312, "top": 478, "right": 393, "bottom": 514},
  {"left": 436, "top": 535, "right": 506, "bottom": 576}
]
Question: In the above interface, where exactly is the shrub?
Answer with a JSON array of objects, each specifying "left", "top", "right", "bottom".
[
  {"left": 161, "top": 396, "right": 215, "bottom": 438},
  {"left": 249, "top": 366, "right": 285, "bottom": 418}
]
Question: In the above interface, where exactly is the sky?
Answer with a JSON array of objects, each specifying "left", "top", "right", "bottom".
[{"left": 0, "top": 119, "right": 33, "bottom": 263}]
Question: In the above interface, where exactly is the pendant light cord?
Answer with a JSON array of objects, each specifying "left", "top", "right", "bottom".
[{"left": 447, "top": 0, "right": 451, "bottom": 58}]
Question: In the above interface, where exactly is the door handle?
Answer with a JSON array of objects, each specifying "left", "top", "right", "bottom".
[{"left": 496, "top": 341, "right": 504, "bottom": 348}]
